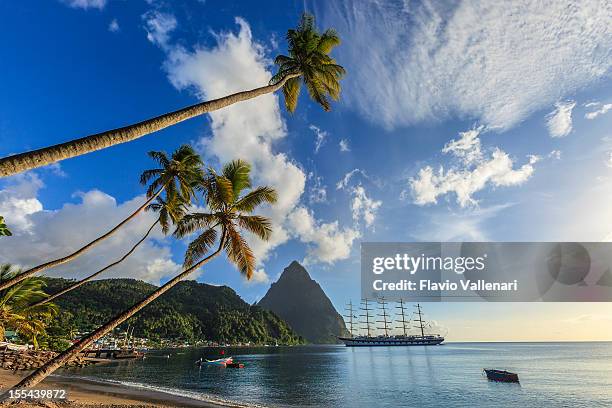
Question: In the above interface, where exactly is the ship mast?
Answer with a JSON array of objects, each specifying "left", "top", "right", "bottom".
[
  {"left": 359, "top": 299, "right": 374, "bottom": 337},
  {"left": 395, "top": 299, "right": 409, "bottom": 336},
  {"left": 344, "top": 300, "right": 358, "bottom": 337},
  {"left": 414, "top": 303, "right": 426, "bottom": 337},
  {"left": 376, "top": 297, "right": 391, "bottom": 337}
]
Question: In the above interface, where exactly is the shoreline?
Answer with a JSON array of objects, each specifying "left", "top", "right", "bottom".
[{"left": 0, "top": 369, "right": 239, "bottom": 407}]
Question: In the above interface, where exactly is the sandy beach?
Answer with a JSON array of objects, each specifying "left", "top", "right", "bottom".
[{"left": 0, "top": 369, "right": 224, "bottom": 408}]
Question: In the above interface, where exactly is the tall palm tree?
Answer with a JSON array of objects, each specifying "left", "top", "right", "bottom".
[
  {"left": 0, "top": 13, "right": 344, "bottom": 178},
  {"left": 0, "top": 265, "right": 58, "bottom": 344},
  {"left": 5, "top": 159, "right": 276, "bottom": 391},
  {"left": 270, "top": 12, "right": 345, "bottom": 113},
  {"left": 29, "top": 192, "right": 188, "bottom": 308},
  {"left": 0, "top": 145, "right": 203, "bottom": 292}
]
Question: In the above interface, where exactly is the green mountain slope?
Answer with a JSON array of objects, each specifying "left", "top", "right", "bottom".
[{"left": 43, "top": 278, "right": 304, "bottom": 345}]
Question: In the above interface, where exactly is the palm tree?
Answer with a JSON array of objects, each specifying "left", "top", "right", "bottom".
[
  {"left": 270, "top": 12, "right": 345, "bottom": 113},
  {"left": 29, "top": 192, "right": 188, "bottom": 308},
  {"left": 5, "top": 159, "right": 276, "bottom": 391},
  {"left": 0, "top": 145, "right": 203, "bottom": 293},
  {"left": 0, "top": 265, "right": 58, "bottom": 345},
  {"left": 0, "top": 13, "right": 344, "bottom": 178},
  {"left": 0, "top": 217, "right": 11, "bottom": 236}
]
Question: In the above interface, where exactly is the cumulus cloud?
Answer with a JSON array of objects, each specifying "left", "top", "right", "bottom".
[
  {"left": 350, "top": 185, "right": 382, "bottom": 228},
  {"left": 311, "top": 0, "right": 612, "bottom": 130},
  {"left": 143, "top": 11, "right": 177, "bottom": 49},
  {"left": 309, "top": 124, "right": 328, "bottom": 153},
  {"left": 549, "top": 150, "right": 562, "bottom": 160},
  {"left": 287, "top": 207, "right": 360, "bottom": 265},
  {"left": 546, "top": 101, "right": 576, "bottom": 138},
  {"left": 108, "top": 19, "right": 120, "bottom": 33},
  {"left": 0, "top": 173, "right": 44, "bottom": 232},
  {"left": 247, "top": 269, "right": 270, "bottom": 285},
  {"left": 0, "top": 174, "right": 180, "bottom": 285},
  {"left": 339, "top": 139, "right": 350, "bottom": 152},
  {"left": 158, "top": 17, "right": 358, "bottom": 266},
  {"left": 409, "top": 127, "right": 537, "bottom": 207},
  {"left": 585, "top": 102, "right": 612, "bottom": 120},
  {"left": 61, "top": 0, "right": 106, "bottom": 10}
]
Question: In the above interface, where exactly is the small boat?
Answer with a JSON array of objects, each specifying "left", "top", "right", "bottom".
[
  {"left": 197, "top": 357, "right": 233, "bottom": 367},
  {"left": 483, "top": 369, "right": 519, "bottom": 383},
  {"left": 226, "top": 362, "right": 245, "bottom": 368}
]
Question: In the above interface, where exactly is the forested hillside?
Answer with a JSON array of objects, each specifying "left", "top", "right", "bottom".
[{"left": 43, "top": 278, "right": 304, "bottom": 346}]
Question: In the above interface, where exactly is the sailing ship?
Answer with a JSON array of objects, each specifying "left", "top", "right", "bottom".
[{"left": 338, "top": 299, "right": 444, "bottom": 346}]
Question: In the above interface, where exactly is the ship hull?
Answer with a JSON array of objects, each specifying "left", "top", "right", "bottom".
[{"left": 338, "top": 336, "right": 444, "bottom": 347}]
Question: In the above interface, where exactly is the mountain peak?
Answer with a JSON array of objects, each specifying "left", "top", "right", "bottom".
[
  {"left": 280, "top": 260, "right": 311, "bottom": 281},
  {"left": 258, "top": 261, "right": 349, "bottom": 344}
]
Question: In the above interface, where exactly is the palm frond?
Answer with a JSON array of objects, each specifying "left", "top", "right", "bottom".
[
  {"left": 184, "top": 228, "right": 218, "bottom": 268},
  {"left": 236, "top": 215, "right": 273, "bottom": 240},
  {"left": 222, "top": 160, "right": 251, "bottom": 199},
  {"left": 147, "top": 150, "right": 170, "bottom": 168},
  {"left": 215, "top": 175, "right": 235, "bottom": 205},
  {"left": 282, "top": 77, "right": 301, "bottom": 113},
  {"left": 234, "top": 186, "right": 278, "bottom": 212},
  {"left": 223, "top": 224, "right": 255, "bottom": 279},
  {"left": 317, "top": 29, "right": 341, "bottom": 54},
  {"left": 174, "top": 213, "right": 218, "bottom": 238}
]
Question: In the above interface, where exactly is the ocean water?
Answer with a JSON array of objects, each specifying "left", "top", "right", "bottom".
[{"left": 63, "top": 342, "right": 612, "bottom": 407}]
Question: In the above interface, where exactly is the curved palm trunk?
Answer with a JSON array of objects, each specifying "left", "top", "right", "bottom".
[
  {"left": 2, "top": 238, "right": 224, "bottom": 395},
  {"left": 0, "top": 74, "right": 300, "bottom": 177},
  {"left": 0, "top": 187, "right": 164, "bottom": 292},
  {"left": 30, "top": 220, "right": 159, "bottom": 308}
]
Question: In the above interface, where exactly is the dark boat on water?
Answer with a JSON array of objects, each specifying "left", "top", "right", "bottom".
[{"left": 483, "top": 369, "right": 520, "bottom": 383}]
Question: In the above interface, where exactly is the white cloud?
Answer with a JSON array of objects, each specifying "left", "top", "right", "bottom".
[
  {"left": 309, "top": 124, "right": 328, "bottom": 153},
  {"left": 312, "top": 0, "right": 611, "bottom": 130},
  {"left": 442, "top": 126, "right": 483, "bottom": 165},
  {"left": 339, "top": 139, "right": 350, "bottom": 152},
  {"left": 414, "top": 204, "right": 514, "bottom": 241},
  {"left": 287, "top": 207, "right": 360, "bottom": 265},
  {"left": 160, "top": 17, "right": 357, "bottom": 266},
  {"left": 606, "top": 152, "right": 612, "bottom": 168},
  {"left": 143, "top": 11, "right": 177, "bottom": 49},
  {"left": 0, "top": 174, "right": 180, "bottom": 285},
  {"left": 0, "top": 173, "right": 44, "bottom": 232},
  {"left": 409, "top": 127, "right": 537, "bottom": 207},
  {"left": 350, "top": 185, "right": 382, "bottom": 228},
  {"left": 549, "top": 150, "right": 562, "bottom": 160},
  {"left": 308, "top": 175, "right": 327, "bottom": 204},
  {"left": 336, "top": 168, "right": 367, "bottom": 190},
  {"left": 546, "top": 100, "right": 576, "bottom": 138},
  {"left": 108, "top": 19, "right": 120, "bottom": 33},
  {"left": 585, "top": 102, "right": 612, "bottom": 120},
  {"left": 247, "top": 268, "right": 270, "bottom": 285},
  {"left": 61, "top": 0, "right": 106, "bottom": 10}
]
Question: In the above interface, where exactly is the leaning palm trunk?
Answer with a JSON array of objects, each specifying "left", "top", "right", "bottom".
[
  {"left": 1, "top": 237, "right": 224, "bottom": 395},
  {"left": 0, "top": 74, "right": 300, "bottom": 177},
  {"left": 0, "top": 187, "right": 164, "bottom": 292},
  {"left": 29, "top": 220, "right": 159, "bottom": 308}
]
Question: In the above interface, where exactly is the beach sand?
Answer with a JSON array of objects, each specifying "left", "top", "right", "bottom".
[{"left": 0, "top": 369, "right": 222, "bottom": 407}]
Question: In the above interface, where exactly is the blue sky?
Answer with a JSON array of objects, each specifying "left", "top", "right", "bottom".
[{"left": 1, "top": 0, "right": 612, "bottom": 341}]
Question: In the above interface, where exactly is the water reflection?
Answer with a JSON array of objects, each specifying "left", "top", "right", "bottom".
[{"left": 65, "top": 343, "right": 612, "bottom": 408}]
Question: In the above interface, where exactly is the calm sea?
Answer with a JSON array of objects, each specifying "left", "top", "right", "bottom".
[{"left": 63, "top": 342, "right": 612, "bottom": 407}]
